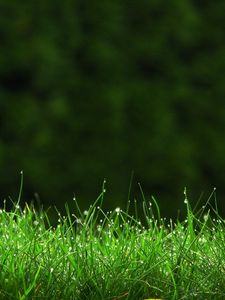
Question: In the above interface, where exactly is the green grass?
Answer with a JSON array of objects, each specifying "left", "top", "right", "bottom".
[{"left": 0, "top": 186, "right": 224, "bottom": 299}]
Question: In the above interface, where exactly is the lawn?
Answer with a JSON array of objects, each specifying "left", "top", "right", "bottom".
[{"left": 0, "top": 182, "right": 224, "bottom": 299}]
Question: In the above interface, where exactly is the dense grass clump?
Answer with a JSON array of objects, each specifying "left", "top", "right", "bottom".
[{"left": 0, "top": 187, "right": 224, "bottom": 299}]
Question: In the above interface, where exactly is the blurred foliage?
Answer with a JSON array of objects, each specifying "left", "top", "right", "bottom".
[{"left": 0, "top": 1, "right": 225, "bottom": 218}]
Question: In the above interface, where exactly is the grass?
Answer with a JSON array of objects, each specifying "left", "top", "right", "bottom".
[{"left": 0, "top": 183, "right": 224, "bottom": 299}]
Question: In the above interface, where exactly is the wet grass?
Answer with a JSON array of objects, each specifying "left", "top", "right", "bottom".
[{"left": 0, "top": 183, "right": 224, "bottom": 299}]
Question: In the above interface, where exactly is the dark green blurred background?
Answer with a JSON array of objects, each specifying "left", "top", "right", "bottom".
[{"left": 0, "top": 1, "right": 225, "bottom": 220}]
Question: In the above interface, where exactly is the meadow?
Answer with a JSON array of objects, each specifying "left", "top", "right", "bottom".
[{"left": 0, "top": 181, "right": 224, "bottom": 299}]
